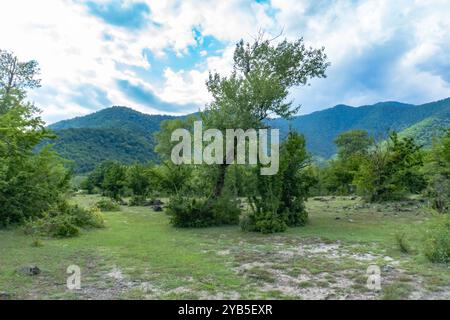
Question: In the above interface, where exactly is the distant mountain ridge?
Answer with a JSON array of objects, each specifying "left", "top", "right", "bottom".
[{"left": 47, "top": 98, "right": 450, "bottom": 173}]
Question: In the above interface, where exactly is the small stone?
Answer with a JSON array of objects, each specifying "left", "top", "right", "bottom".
[
  {"left": 0, "top": 292, "right": 13, "bottom": 300},
  {"left": 381, "top": 265, "right": 394, "bottom": 273},
  {"left": 17, "top": 265, "right": 41, "bottom": 276}
]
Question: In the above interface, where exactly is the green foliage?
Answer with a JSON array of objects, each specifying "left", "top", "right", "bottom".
[
  {"left": 43, "top": 107, "right": 176, "bottom": 173},
  {"left": 245, "top": 132, "right": 314, "bottom": 233},
  {"left": 334, "top": 129, "right": 373, "bottom": 160},
  {"left": 153, "top": 161, "right": 194, "bottom": 195},
  {"left": 202, "top": 35, "right": 329, "bottom": 199},
  {"left": 395, "top": 233, "right": 412, "bottom": 254},
  {"left": 424, "top": 129, "right": 450, "bottom": 213},
  {"left": 84, "top": 161, "right": 127, "bottom": 200},
  {"left": 126, "top": 163, "right": 153, "bottom": 197},
  {"left": 23, "top": 201, "right": 105, "bottom": 238},
  {"left": 0, "top": 51, "right": 71, "bottom": 227},
  {"left": 42, "top": 98, "right": 450, "bottom": 171},
  {"left": 355, "top": 132, "right": 425, "bottom": 202},
  {"left": 166, "top": 194, "right": 240, "bottom": 228},
  {"left": 423, "top": 215, "right": 450, "bottom": 264},
  {"left": 241, "top": 211, "right": 287, "bottom": 234},
  {"left": 44, "top": 127, "right": 157, "bottom": 173},
  {"left": 95, "top": 199, "right": 121, "bottom": 212},
  {"left": 319, "top": 130, "right": 373, "bottom": 195}
]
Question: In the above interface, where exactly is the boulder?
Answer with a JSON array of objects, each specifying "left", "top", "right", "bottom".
[
  {"left": 153, "top": 205, "right": 163, "bottom": 212},
  {"left": 0, "top": 292, "right": 13, "bottom": 300},
  {"left": 17, "top": 265, "right": 41, "bottom": 276}
]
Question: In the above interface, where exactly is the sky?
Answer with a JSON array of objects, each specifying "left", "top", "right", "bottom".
[{"left": 1, "top": 0, "right": 450, "bottom": 124}]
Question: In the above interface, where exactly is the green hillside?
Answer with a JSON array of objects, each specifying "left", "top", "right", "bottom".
[
  {"left": 46, "top": 107, "right": 176, "bottom": 172},
  {"left": 47, "top": 99, "right": 450, "bottom": 173}
]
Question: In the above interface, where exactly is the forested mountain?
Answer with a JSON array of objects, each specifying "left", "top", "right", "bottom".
[
  {"left": 47, "top": 98, "right": 450, "bottom": 173},
  {"left": 46, "top": 107, "right": 176, "bottom": 172},
  {"left": 271, "top": 97, "right": 450, "bottom": 158}
]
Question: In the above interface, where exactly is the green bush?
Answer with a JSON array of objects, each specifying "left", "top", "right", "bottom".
[
  {"left": 166, "top": 195, "right": 240, "bottom": 228},
  {"left": 128, "top": 195, "right": 147, "bottom": 207},
  {"left": 96, "top": 199, "right": 121, "bottom": 212},
  {"left": 24, "top": 214, "right": 80, "bottom": 238},
  {"left": 24, "top": 202, "right": 105, "bottom": 238},
  {"left": 241, "top": 211, "right": 287, "bottom": 234},
  {"left": 423, "top": 215, "right": 450, "bottom": 263},
  {"left": 395, "top": 232, "right": 412, "bottom": 254}
]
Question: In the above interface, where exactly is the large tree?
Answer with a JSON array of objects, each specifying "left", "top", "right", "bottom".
[
  {"left": 203, "top": 33, "right": 330, "bottom": 198},
  {"left": 0, "top": 50, "right": 71, "bottom": 226}
]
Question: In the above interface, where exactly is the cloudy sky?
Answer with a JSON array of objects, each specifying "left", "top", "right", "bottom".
[{"left": 1, "top": 0, "right": 450, "bottom": 124}]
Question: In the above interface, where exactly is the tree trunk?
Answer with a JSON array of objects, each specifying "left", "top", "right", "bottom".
[{"left": 213, "top": 164, "right": 228, "bottom": 199}]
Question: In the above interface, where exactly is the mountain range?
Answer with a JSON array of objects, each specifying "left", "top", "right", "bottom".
[{"left": 46, "top": 97, "right": 450, "bottom": 173}]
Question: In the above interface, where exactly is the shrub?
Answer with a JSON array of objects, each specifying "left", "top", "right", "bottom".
[
  {"left": 96, "top": 199, "right": 121, "bottom": 212},
  {"left": 395, "top": 232, "right": 412, "bottom": 254},
  {"left": 423, "top": 215, "right": 450, "bottom": 264},
  {"left": 241, "top": 211, "right": 287, "bottom": 234},
  {"left": 24, "top": 214, "right": 80, "bottom": 238},
  {"left": 24, "top": 202, "right": 105, "bottom": 238},
  {"left": 128, "top": 195, "right": 147, "bottom": 207},
  {"left": 243, "top": 132, "right": 312, "bottom": 233},
  {"left": 166, "top": 195, "right": 240, "bottom": 228}
]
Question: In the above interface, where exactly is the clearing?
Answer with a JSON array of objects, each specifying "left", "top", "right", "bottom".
[{"left": 0, "top": 195, "right": 448, "bottom": 300}]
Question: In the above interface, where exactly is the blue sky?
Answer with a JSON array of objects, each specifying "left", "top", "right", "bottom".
[{"left": 1, "top": 0, "right": 450, "bottom": 123}]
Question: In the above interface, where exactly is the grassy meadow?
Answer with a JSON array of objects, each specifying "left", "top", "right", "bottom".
[{"left": 0, "top": 195, "right": 448, "bottom": 300}]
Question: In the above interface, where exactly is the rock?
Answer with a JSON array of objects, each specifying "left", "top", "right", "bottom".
[
  {"left": 348, "top": 219, "right": 354, "bottom": 223},
  {"left": 153, "top": 205, "right": 163, "bottom": 212},
  {"left": 17, "top": 265, "right": 41, "bottom": 276},
  {"left": 335, "top": 217, "right": 341, "bottom": 220},
  {"left": 0, "top": 292, "right": 13, "bottom": 300},
  {"left": 381, "top": 265, "right": 395, "bottom": 273},
  {"left": 350, "top": 197, "right": 357, "bottom": 200}
]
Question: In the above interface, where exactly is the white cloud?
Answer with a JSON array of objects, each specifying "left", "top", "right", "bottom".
[{"left": 1, "top": 0, "right": 450, "bottom": 123}]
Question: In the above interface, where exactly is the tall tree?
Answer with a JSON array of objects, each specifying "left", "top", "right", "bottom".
[
  {"left": 0, "top": 50, "right": 41, "bottom": 113},
  {"left": 0, "top": 50, "right": 70, "bottom": 226},
  {"left": 203, "top": 33, "right": 330, "bottom": 198},
  {"left": 323, "top": 130, "right": 373, "bottom": 195},
  {"left": 425, "top": 129, "right": 450, "bottom": 212}
]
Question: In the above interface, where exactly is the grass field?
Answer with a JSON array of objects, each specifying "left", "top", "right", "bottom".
[{"left": 0, "top": 195, "right": 448, "bottom": 300}]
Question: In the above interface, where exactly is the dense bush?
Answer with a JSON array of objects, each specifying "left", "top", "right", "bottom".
[
  {"left": 241, "top": 211, "right": 287, "bottom": 234},
  {"left": 425, "top": 129, "right": 450, "bottom": 213},
  {"left": 355, "top": 132, "right": 425, "bottom": 202},
  {"left": 244, "top": 132, "right": 313, "bottom": 233},
  {"left": 95, "top": 198, "right": 121, "bottom": 212},
  {"left": 0, "top": 107, "right": 71, "bottom": 227},
  {"left": 128, "top": 195, "right": 147, "bottom": 206},
  {"left": 423, "top": 215, "right": 450, "bottom": 264},
  {"left": 166, "top": 194, "right": 240, "bottom": 228},
  {"left": 24, "top": 202, "right": 105, "bottom": 238}
]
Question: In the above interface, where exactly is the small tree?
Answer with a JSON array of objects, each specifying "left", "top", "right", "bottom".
[
  {"left": 127, "top": 163, "right": 153, "bottom": 203},
  {"left": 323, "top": 130, "right": 373, "bottom": 195},
  {"left": 355, "top": 132, "right": 425, "bottom": 202},
  {"left": 425, "top": 129, "right": 450, "bottom": 212},
  {"left": 244, "top": 132, "right": 314, "bottom": 233},
  {"left": 102, "top": 162, "right": 127, "bottom": 201}
]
